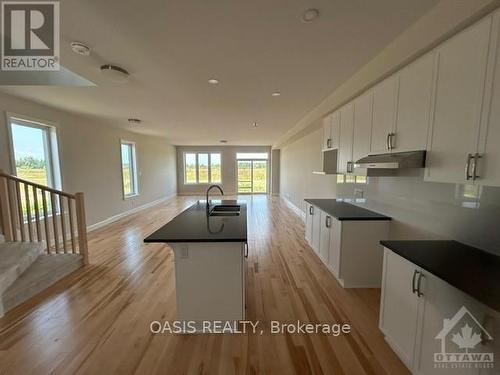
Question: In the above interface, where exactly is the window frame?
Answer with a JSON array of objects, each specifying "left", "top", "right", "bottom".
[
  {"left": 120, "top": 140, "right": 139, "bottom": 199},
  {"left": 5, "top": 112, "right": 62, "bottom": 190},
  {"left": 183, "top": 151, "right": 222, "bottom": 185}
]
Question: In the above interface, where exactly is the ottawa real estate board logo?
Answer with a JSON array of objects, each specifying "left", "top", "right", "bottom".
[
  {"left": 1, "top": 1, "right": 59, "bottom": 71},
  {"left": 434, "top": 306, "right": 494, "bottom": 370}
]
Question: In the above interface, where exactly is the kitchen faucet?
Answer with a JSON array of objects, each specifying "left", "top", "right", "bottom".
[{"left": 206, "top": 185, "right": 224, "bottom": 209}]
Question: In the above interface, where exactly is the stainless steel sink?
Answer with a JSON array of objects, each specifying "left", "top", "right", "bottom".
[{"left": 209, "top": 204, "right": 241, "bottom": 216}]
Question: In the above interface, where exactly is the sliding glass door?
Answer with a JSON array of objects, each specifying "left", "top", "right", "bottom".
[{"left": 237, "top": 159, "right": 268, "bottom": 194}]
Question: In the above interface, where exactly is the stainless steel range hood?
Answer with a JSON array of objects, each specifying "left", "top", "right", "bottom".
[{"left": 354, "top": 150, "right": 426, "bottom": 169}]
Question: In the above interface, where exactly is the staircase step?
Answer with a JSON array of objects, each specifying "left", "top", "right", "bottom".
[
  {"left": 1, "top": 254, "right": 83, "bottom": 317},
  {"left": 0, "top": 242, "right": 45, "bottom": 295}
]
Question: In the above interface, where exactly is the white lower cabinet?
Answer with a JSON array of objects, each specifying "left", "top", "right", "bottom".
[
  {"left": 379, "top": 249, "right": 421, "bottom": 369},
  {"left": 304, "top": 202, "right": 390, "bottom": 288},
  {"left": 381, "top": 248, "right": 500, "bottom": 375}
]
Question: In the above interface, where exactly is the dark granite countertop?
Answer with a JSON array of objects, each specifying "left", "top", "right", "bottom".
[
  {"left": 144, "top": 200, "right": 247, "bottom": 243},
  {"left": 381, "top": 240, "right": 500, "bottom": 312},
  {"left": 304, "top": 199, "right": 391, "bottom": 221}
]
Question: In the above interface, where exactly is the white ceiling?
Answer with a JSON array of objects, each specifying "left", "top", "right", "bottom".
[{"left": 0, "top": 0, "right": 439, "bottom": 145}]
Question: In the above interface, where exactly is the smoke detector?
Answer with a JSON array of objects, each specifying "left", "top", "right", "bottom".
[
  {"left": 100, "top": 64, "right": 130, "bottom": 83},
  {"left": 70, "top": 42, "right": 91, "bottom": 56},
  {"left": 301, "top": 9, "right": 320, "bottom": 23}
]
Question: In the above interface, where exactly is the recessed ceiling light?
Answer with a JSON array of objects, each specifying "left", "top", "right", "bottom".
[
  {"left": 220, "top": 140, "right": 228, "bottom": 143},
  {"left": 70, "top": 41, "right": 91, "bottom": 56},
  {"left": 252, "top": 122, "right": 258, "bottom": 128},
  {"left": 208, "top": 78, "right": 219, "bottom": 85},
  {"left": 128, "top": 118, "right": 142, "bottom": 125},
  {"left": 301, "top": 8, "right": 320, "bottom": 23},
  {"left": 100, "top": 64, "right": 130, "bottom": 83},
  {"left": 272, "top": 92, "right": 281, "bottom": 97}
]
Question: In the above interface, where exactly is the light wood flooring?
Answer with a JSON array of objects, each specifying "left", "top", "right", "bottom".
[{"left": 0, "top": 195, "right": 409, "bottom": 375}]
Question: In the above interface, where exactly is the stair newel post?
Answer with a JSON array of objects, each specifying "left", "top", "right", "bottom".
[
  {"left": 0, "top": 170, "right": 14, "bottom": 241},
  {"left": 75, "top": 192, "right": 89, "bottom": 265}
]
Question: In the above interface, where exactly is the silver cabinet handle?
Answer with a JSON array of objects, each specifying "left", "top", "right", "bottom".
[
  {"left": 347, "top": 161, "right": 354, "bottom": 173},
  {"left": 327, "top": 139, "right": 332, "bottom": 149},
  {"left": 472, "top": 153, "right": 482, "bottom": 181},
  {"left": 386, "top": 133, "right": 391, "bottom": 150},
  {"left": 309, "top": 205, "right": 314, "bottom": 215},
  {"left": 389, "top": 133, "right": 396, "bottom": 150},
  {"left": 416, "top": 272, "right": 424, "bottom": 297},
  {"left": 412, "top": 270, "right": 419, "bottom": 294},
  {"left": 325, "top": 216, "right": 331, "bottom": 228},
  {"left": 244, "top": 243, "right": 248, "bottom": 258},
  {"left": 465, "top": 154, "right": 473, "bottom": 180}
]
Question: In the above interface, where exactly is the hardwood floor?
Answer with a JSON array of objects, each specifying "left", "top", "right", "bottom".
[{"left": 0, "top": 195, "right": 409, "bottom": 375}]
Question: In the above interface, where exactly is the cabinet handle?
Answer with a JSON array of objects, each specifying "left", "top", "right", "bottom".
[
  {"left": 386, "top": 133, "right": 391, "bottom": 150},
  {"left": 327, "top": 139, "right": 332, "bottom": 149},
  {"left": 416, "top": 272, "right": 424, "bottom": 297},
  {"left": 389, "top": 133, "right": 396, "bottom": 150},
  {"left": 347, "top": 161, "right": 354, "bottom": 173},
  {"left": 472, "top": 153, "right": 482, "bottom": 181},
  {"left": 465, "top": 154, "right": 473, "bottom": 180},
  {"left": 325, "top": 216, "right": 331, "bottom": 228},
  {"left": 309, "top": 205, "right": 314, "bottom": 215},
  {"left": 412, "top": 270, "right": 419, "bottom": 294},
  {"left": 244, "top": 243, "right": 248, "bottom": 258}
]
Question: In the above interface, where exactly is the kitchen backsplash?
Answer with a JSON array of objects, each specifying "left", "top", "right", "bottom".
[{"left": 335, "top": 169, "right": 500, "bottom": 255}]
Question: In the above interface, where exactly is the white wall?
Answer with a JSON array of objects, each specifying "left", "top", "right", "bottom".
[
  {"left": 0, "top": 91, "right": 177, "bottom": 227},
  {"left": 176, "top": 145, "right": 271, "bottom": 195},
  {"left": 280, "top": 126, "right": 337, "bottom": 213}
]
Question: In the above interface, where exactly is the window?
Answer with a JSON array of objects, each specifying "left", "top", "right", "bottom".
[
  {"left": 7, "top": 115, "right": 61, "bottom": 189},
  {"left": 121, "top": 141, "right": 138, "bottom": 198},
  {"left": 183, "top": 152, "right": 221, "bottom": 184},
  {"left": 236, "top": 152, "right": 268, "bottom": 160},
  {"left": 336, "top": 175, "right": 367, "bottom": 184}
]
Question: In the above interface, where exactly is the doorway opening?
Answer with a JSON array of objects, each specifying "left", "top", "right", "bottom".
[{"left": 236, "top": 153, "right": 268, "bottom": 194}]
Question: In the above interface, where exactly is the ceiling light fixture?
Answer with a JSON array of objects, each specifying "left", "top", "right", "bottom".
[
  {"left": 70, "top": 41, "right": 91, "bottom": 56},
  {"left": 100, "top": 64, "right": 130, "bottom": 83},
  {"left": 272, "top": 92, "right": 281, "bottom": 97},
  {"left": 301, "top": 8, "right": 320, "bottom": 23},
  {"left": 220, "top": 140, "right": 228, "bottom": 143},
  {"left": 128, "top": 118, "right": 142, "bottom": 125},
  {"left": 208, "top": 78, "right": 219, "bottom": 85},
  {"left": 252, "top": 122, "right": 258, "bottom": 128}
]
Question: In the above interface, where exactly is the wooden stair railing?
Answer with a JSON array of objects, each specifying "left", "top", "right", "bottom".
[{"left": 0, "top": 169, "right": 89, "bottom": 264}]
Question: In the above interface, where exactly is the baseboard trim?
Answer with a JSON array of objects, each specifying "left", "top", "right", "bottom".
[
  {"left": 87, "top": 193, "right": 177, "bottom": 232},
  {"left": 281, "top": 196, "right": 305, "bottom": 221}
]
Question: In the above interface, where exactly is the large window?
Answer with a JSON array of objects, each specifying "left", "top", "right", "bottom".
[
  {"left": 121, "top": 141, "right": 138, "bottom": 198},
  {"left": 7, "top": 115, "right": 61, "bottom": 188},
  {"left": 236, "top": 153, "right": 268, "bottom": 193},
  {"left": 184, "top": 152, "right": 221, "bottom": 184}
]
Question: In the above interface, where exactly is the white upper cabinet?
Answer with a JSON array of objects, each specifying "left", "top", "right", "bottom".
[
  {"left": 479, "top": 11, "right": 500, "bottom": 186},
  {"left": 425, "top": 16, "right": 492, "bottom": 184},
  {"left": 322, "top": 111, "right": 340, "bottom": 151},
  {"left": 352, "top": 90, "right": 373, "bottom": 163},
  {"left": 370, "top": 74, "right": 399, "bottom": 154},
  {"left": 394, "top": 52, "right": 435, "bottom": 152},
  {"left": 337, "top": 102, "right": 355, "bottom": 174}
]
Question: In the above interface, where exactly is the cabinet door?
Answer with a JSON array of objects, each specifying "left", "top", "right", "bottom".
[
  {"left": 413, "top": 271, "right": 484, "bottom": 375},
  {"left": 327, "top": 217, "right": 341, "bottom": 278},
  {"left": 330, "top": 111, "right": 340, "bottom": 150},
  {"left": 305, "top": 203, "right": 314, "bottom": 244},
  {"left": 370, "top": 75, "right": 398, "bottom": 154},
  {"left": 311, "top": 207, "right": 321, "bottom": 254},
  {"left": 338, "top": 103, "right": 355, "bottom": 174},
  {"left": 352, "top": 90, "right": 373, "bottom": 163},
  {"left": 479, "top": 12, "right": 500, "bottom": 187},
  {"left": 426, "top": 16, "right": 491, "bottom": 184},
  {"left": 318, "top": 211, "right": 330, "bottom": 264},
  {"left": 322, "top": 115, "right": 331, "bottom": 150},
  {"left": 395, "top": 52, "right": 435, "bottom": 152},
  {"left": 379, "top": 249, "right": 421, "bottom": 369}
]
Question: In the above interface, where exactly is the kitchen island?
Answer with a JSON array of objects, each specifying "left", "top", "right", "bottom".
[{"left": 144, "top": 200, "right": 247, "bottom": 333}]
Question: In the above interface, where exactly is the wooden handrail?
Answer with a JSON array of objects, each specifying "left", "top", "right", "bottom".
[
  {"left": 0, "top": 169, "right": 89, "bottom": 265},
  {"left": 0, "top": 171, "right": 75, "bottom": 199}
]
